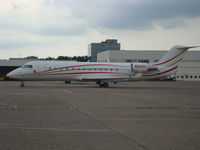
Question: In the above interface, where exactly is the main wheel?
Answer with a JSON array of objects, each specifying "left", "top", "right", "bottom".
[
  {"left": 99, "top": 84, "right": 104, "bottom": 88},
  {"left": 20, "top": 83, "right": 24, "bottom": 87},
  {"left": 65, "top": 81, "right": 71, "bottom": 84},
  {"left": 103, "top": 82, "right": 109, "bottom": 88}
]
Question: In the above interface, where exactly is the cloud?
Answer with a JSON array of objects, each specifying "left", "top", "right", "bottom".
[
  {"left": 1, "top": 0, "right": 200, "bottom": 35},
  {"left": 0, "top": 0, "right": 89, "bottom": 36},
  {"left": 0, "top": 0, "right": 200, "bottom": 58},
  {"left": 57, "top": 0, "right": 200, "bottom": 30},
  {"left": 0, "top": 30, "right": 58, "bottom": 49},
  {"left": 0, "top": 39, "right": 41, "bottom": 49}
]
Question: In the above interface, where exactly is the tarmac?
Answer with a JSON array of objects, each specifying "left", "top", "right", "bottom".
[{"left": 0, "top": 81, "right": 200, "bottom": 150}]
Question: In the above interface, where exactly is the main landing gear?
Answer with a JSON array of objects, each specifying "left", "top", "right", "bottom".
[
  {"left": 65, "top": 81, "right": 71, "bottom": 84},
  {"left": 20, "top": 81, "right": 25, "bottom": 87},
  {"left": 96, "top": 81, "right": 109, "bottom": 88}
]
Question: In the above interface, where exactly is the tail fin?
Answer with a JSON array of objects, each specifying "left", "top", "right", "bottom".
[{"left": 153, "top": 45, "right": 198, "bottom": 67}]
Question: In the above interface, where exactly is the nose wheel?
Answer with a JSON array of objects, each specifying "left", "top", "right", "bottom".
[{"left": 20, "top": 81, "right": 25, "bottom": 87}]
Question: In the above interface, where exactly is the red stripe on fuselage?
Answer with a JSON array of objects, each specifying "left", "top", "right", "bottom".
[
  {"left": 153, "top": 50, "right": 186, "bottom": 66},
  {"left": 18, "top": 71, "right": 128, "bottom": 77},
  {"left": 46, "top": 72, "right": 127, "bottom": 76},
  {"left": 39, "top": 64, "right": 129, "bottom": 73},
  {"left": 169, "top": 58, "right": 183, "bottom": 67},
  {"left": 45, "top": 68, "right": 130, "bottom": 74}
]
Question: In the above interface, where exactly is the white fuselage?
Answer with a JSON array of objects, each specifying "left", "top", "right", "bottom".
[
  {"left": 7, "top": 45, "right": 197, "bottom": 87},
  {"left": 7, "top": 61, "right": 176, "bottom": 82}
]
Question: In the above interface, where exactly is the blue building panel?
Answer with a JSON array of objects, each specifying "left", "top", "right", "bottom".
[{"left": 88, "top": 39, "right": 120, "bottom": 62}]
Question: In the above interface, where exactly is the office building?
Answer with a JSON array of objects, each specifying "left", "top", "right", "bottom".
[{"left": 88, "top": 39, "right": 120, "bottom": 62}]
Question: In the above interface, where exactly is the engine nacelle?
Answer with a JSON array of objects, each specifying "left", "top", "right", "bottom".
[{"left": 131, "top": 64, "right": 158, "bottom": 73}]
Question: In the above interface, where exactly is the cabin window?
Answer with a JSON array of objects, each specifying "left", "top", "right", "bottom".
[
  {"left": 195, "top": 76, "right": 197, "bottom": 78},
  {"left": 21, "top": 65, "right": 33, "bottom": 68},
  {"left": 49, "top": 67, "right": 51, "bottom": 70}
]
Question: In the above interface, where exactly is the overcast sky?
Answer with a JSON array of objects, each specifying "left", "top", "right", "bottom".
[{"left": 0, "top": 0, "right": 200, "bottom": 59}]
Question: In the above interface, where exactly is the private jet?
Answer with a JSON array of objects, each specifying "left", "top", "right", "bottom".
[{"left": 7, "top": 45, "right": 197, "bottom": 87}]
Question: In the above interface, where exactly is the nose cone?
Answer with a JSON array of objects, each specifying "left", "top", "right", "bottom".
[
  {"left": 7, "top": 72, "right": 12, "bottom": 78},
  {"left": 7, "top": 71, "right": 15, "bottom": 79}
]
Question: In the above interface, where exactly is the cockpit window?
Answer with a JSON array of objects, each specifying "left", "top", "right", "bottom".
[{"left": 21, "top": 65, "right": 33, "bottom": 68}]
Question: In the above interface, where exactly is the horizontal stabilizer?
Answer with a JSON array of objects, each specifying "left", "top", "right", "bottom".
[{"left": 176, "top": 46, "right": 198, "bottom": 49}]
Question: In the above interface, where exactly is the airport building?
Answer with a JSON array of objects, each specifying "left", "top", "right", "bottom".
[
  {"left": 97, "top": 50, "right": 200, "bottom": 81},
  {"left": 88, "top": 39, "right": 120, "bottom": 62}
]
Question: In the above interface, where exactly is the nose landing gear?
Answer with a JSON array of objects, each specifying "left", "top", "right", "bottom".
[{"left": 20, "top": 81, "right": 25, "bottom": 87}]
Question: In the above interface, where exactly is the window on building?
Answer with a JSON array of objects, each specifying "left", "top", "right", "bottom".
[
  {"left": 126, "top": 59, "right": 132, "bottom": 63},
  {"left": 138, "top": 59, "right": 149, "bottom": 63}
]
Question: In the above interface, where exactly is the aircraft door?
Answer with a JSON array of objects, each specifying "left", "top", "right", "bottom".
[
  {"left": 31, "top": 61, "right": 39, "bottom": 73},
  {"left": 38, "top": 61, "right": 46, "bottom": 72},
  {"left": 131, "top": 63, "right": 133, "bottom": 71}
]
